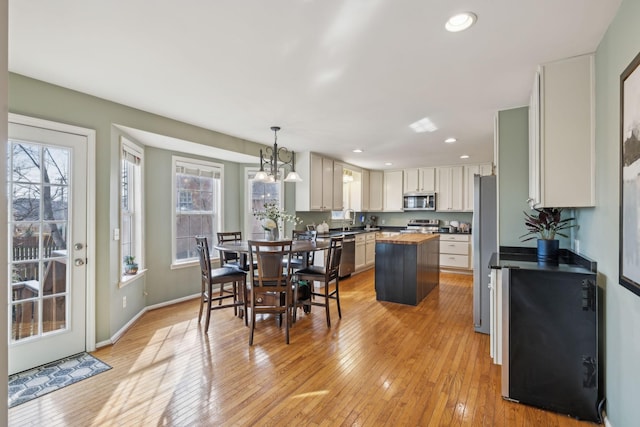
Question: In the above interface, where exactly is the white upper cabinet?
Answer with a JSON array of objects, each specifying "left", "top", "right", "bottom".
[
  {"left": 436, "top": 166, "right": 463, "bottom": 211},
  {"left": 368, "top": 170, "right": 384, "bottom": 211},
  {"left": 383, "top": 170, "right": 404, "bottom": 211},
  {"left": 529, "top": 53, "right": 595, "bottom": 208},
  {"left": 463, "top": 163, "right": 493, "bottom": 211},
  {"left": 295, "top": 152, "right": 343, "bottom": 211},
  {"left": 403, "top": 167, "right": 436, "bottom": 193},
  {"left": 361, "top": 169, "right": 370, "bottom": 211},
  {"left": 343, "top": 168, "right": 362, "bottom": 211}
]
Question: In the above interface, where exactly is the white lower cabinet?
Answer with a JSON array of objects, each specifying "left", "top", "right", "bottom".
[
  {"left": 365, "top": 233, "right": 376, "bottom": 267},
  {"left": 355, "top": 232, "right": 376, "bottom": 273},
  {"left": 355, "top": 234, "right": 366, "bottom": 271},
  {"left": 439, "top": 234, "right": 471, "bottom": 271}
]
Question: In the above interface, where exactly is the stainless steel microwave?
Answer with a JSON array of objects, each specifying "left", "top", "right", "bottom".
[{"left": 403, "top": 192, "right": 436, "bottom": 211}]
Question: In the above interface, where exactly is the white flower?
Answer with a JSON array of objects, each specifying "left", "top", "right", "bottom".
[{"left": 263, "top": 218, "right": 277, "bottom": 230}]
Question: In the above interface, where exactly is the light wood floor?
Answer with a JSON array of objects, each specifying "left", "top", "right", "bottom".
[{"left": 9, "top": 271, "right": 595, "bottom": 426}]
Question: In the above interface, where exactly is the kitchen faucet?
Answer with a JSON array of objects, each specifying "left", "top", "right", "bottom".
[{"left": 343, "top": 208, "right": 356, "bottom": 231}]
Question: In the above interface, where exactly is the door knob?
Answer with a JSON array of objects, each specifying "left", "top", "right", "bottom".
[{"left": 74, "top": 258, "right": 85, "bottom": 266}]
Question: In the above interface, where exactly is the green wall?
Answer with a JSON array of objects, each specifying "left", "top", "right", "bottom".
[
  {"left": 8, "top": 73, "right": 262, "bottom": 342},
  {"left": 575, "top": 0, "right": 640, "bottom": 424}
]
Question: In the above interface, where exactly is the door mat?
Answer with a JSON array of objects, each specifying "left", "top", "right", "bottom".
[{"left": 8, "top": 352, "right": 112, "bottom": 408}]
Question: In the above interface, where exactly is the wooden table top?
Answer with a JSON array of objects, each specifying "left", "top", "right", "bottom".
[
  {"left": 375, "top": 233, "right": 440, "bottom": 245},
  {"left": 213, "top": 239, "right": 330, "bottom": 253}
]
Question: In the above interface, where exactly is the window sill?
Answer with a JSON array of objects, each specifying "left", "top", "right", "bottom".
[
  {"left": 119, "top": 269, "right": 147, "bottom": 288},
  {"left": 171, "top": 258, "right": 220, "bottom": 270}
]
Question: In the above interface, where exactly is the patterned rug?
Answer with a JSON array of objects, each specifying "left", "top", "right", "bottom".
[{"left": 8, "top": 352, "right": 112, "bottom": 408}]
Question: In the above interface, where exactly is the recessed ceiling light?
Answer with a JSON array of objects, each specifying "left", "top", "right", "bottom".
[
  {"left": 445, "top": 12, "right": 477, "bottom": 32},
  {"left": 353, "top": 149, "right": 363, "bottom": 153},
  {"left": 445, "top": 137, "right": 457, "bottom": 143},
  {"left": 460, "top": 155, "right": 470, "bottom": 159},
  {"left": 384, "top": 162, "right": 393, "bottom": 166},
  {"left": 409, "top": 117, "right": 438, "bottom": 133}
]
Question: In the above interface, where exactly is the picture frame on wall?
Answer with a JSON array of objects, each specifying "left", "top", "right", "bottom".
[{"left": 620, "top": 50, "right": 640, "bottom": 297}]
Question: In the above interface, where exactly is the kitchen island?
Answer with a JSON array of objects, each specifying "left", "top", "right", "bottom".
[{"left": 374, "top": 233, "right": 440, "bottom": 305}]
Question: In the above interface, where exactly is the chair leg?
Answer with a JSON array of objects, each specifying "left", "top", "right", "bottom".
[
  {"left": 284, "top": 292, "right": 290, "bottom": 345},
  {"left": 198, "top": 280, "right": 205, "bottom": 323},
  {"left": 325, "top": 284, "right": 331, "bottom": 328},
  {"left": 249, "top": 299, "right": 256, "bottom": 346},
  {"left": 335, "top": 280, "right": 342, "bottom": 319}
]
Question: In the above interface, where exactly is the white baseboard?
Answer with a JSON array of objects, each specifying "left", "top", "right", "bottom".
[
  {"left": 95, "top": 293, "right": 200, "bottom": 348},
  {"left": 603, "top": 410, "right": 612, "bottom": 427}
]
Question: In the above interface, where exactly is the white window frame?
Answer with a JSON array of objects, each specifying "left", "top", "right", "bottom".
[
  {"left": 245, "top": 167, "right": 285, "bottom": 240},
  {"left": 171, "top": 156, "right": 224, "bottom": 268},
  {"left": 120, "top": 137, "right": 145, "bottom": 286}
]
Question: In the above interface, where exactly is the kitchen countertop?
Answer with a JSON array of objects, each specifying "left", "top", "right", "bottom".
[
  {"left": 375, "top": 233, "right": 440, "bottom": 245},
  {"left": 490, "top": 246, "right": 597, "bottom": 274}
]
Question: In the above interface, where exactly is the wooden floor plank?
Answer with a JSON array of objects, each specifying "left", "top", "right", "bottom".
[{"left": 9, "top": 271, "right": 594, "bottom": 426}]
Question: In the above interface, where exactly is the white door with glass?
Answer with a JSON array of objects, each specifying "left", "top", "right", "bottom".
[{"left": 8, "top": 119, "right": 88, "bottom": 374}]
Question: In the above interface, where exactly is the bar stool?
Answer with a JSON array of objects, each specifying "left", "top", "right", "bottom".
[{"left": 195, "top": 236, "right": 248, "bottom": 332}]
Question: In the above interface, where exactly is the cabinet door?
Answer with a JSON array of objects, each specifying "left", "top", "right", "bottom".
[
  {"left": 321, "top": 157, "right": 334, "bottom": 211},
  {"left": 332, "top": 161, "right": 344, "bottom": 210},
  {"left": 437, "top": 166, "right": 463, "bottom": 211},
  {"left": 355, "top": 240, "right": 366, "bottom": 271},
  {"left": 420, "top": 167, "right": 436, "bottom": 192},
  {"left": 369, "top": 170, "right": 383, "bottom": 211},
  {"left": 383, "top": 170, "right": 404, "bottom": 211},
  {"left": 463, "top": 165, "right": 480, "bottom": 212},
  {"left": 403, "top": 168, "right": 419, "bottom": 193},
  {"left": 365, "top": 238, "right": 376, "bottom": 265},
  {"left": 310, "top": 153, "right": 324, "bottom": 210},
  {"left": 361, "top": 169, "right": 370, "bottom": 211}
]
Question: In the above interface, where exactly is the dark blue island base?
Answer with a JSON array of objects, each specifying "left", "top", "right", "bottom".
[{"left": 374, "top": 234, "right": 440, "bottom": 306}]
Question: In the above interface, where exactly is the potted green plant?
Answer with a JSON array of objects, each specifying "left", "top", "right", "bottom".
[
  {"left": 520, "top": 207, "right": 576, "bottom": 264},
  {"left": 123, "top": 255, "right": 138, "bottom": 275}
]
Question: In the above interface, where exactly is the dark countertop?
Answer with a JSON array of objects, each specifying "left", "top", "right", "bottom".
[
  {"left": 314, "top": 226, "right": 472, "bottom": 238},
  {"left": 490, "top": 246, "right": 597, "bottom": 274}
]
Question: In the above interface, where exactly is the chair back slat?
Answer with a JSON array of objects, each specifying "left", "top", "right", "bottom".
[
  {"left": 195, "top": 236, "right": 212, "bottom": 282},
  {"left": 248, "top": 240, "right": 293, "bottom": 289},
  {"left": 217, "top": 231, "right": 243, "bottom": 267}
]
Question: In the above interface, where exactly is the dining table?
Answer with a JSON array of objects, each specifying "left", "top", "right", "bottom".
[{"left": 213, "top": 238, "right": 331, "bottom": 319}]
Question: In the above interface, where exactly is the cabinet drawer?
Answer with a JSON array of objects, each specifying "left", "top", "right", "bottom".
[
  {"left": 365, "top": 232, "right": 377, "bottom": 241},
  {"left": 356, "top": 234, "right": 366, "bottom": 243},
  {"left": 440, "top": 241, "right": 469, "bottom": 255},
  {"left": 439, "top": 233, "right": 470, "bottom": 242},
  {"left": 440, "top": 254, "right": 469, "bottom": 269}
]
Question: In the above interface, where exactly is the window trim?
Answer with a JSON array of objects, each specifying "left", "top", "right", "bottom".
[
  {"left": 245, "top": 166, "right": 285, "bottom": 240},
  {"left": 119, "top": 137, "right": 145, "bottom": 286},
  {"left": 171, "top": 155, "right": 224, "bottom": 268}
]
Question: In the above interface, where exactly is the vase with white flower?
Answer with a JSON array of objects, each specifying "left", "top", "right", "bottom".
[{"left": 252, "top": 201, "right": 302, "bottom": 240}]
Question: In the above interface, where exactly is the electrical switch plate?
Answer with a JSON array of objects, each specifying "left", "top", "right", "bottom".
[
  {"left": 574, "top": 239, "right": 580, "bottom": 254},
  {"left": 113, "top": 228, "right": 120, "bottom": 241},
  {"left": 123, "top": 296, "right": 127, "bottom": 308}
]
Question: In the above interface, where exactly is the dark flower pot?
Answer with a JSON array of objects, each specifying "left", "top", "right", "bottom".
[{"left": 537, "top": 239, "right": 559, "bottom": 265}]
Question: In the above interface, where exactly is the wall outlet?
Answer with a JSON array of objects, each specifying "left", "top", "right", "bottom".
[
  {"left": 381, "top": 219, "right": 386, "bottom": 225},
  {"left": 122, "top": 296, "right": 127, "bottom": 308},
  {"left": 113, "top": 228, "right": 120, "bottom": 241},
  {"left": 574, "top": 239, "right": 580, "bottom": 254}
]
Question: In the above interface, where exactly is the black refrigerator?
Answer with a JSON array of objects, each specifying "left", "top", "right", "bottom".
[
  {"left": 472, "top": 175, "right": 497, "bottom": 334},
  {"left": 502, "top": 268, "right": 601, "bottom": 422}
]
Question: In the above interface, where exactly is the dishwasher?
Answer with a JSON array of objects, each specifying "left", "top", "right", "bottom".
[{"left": 339, "top": 235, "right": 356, "bottom": 277}]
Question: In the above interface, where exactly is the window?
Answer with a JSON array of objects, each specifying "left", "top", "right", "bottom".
[
  {"left": 120, "top": 138, "right": 144, "bottom": 281},
  {"left": 172, "top": 156, "right": 223, "bottom": 265},
  {"left": 246, "top": 168, "right": 284, "bottom": 240}
]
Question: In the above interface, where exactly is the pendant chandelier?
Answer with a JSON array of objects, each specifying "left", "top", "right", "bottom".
[{"left": 254, "top": 126, "right": 302, "bottom": 183}]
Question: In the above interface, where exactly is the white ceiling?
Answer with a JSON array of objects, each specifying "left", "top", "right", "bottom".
[{"left": 9, "top": 1, "right": 620, "bottom": 170}]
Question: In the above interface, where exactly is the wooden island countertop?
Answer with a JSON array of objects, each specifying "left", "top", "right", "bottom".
[{"left": 375, "top": 233, "right": 440, "bottom": 245}]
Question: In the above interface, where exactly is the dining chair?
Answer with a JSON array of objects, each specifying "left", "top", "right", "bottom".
[
  {"left": 216, "top": 231, "right": 246, "bottom": 269},
  {"left": 288, "top": 229, "right": 318, "bottom": 270},
  {"left": 247, "top": 240, "right": 294, "bottom": 345},
  {"left": 294, "top": 235, "right": 343, "bottom": 327},
  {"left": 195, "top": 236, "right": 248, "bottom": 333}
]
